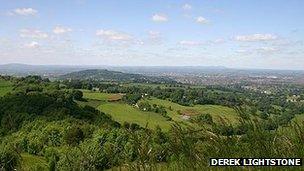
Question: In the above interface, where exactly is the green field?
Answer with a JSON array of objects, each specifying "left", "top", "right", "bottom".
[
  {"left": 98, "top": 102, "right": 173, "bottom": 130},
  {"left": 0, "top": 80, "right": 13, "bottom": 97},
  {"left": 143, "top": 98, "right": 239, "bottom": 124},
  {"left": 82, "top": 91, "right": 239, "bottom": 130},
  {"left": 82, "top": 90, "right": 123, "bottom": 101}
]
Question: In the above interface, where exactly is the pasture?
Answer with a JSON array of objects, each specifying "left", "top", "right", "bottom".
[
  {"left": 82, "top": 90, "right": 123, "bottom": 101},
  {"left": 143, "top": 98, "right": 240, "bottom": 124},
  {"left": 97, "top": 102, "right": 173, "bottom": 130},
  {"left": 80, "top": 91, "right": 240, "bottom": 130}
]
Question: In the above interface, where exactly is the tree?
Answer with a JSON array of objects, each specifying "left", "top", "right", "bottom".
[
  {"left": 64, "top": 126, "right": 85, "bottom": 146},
  {"left": 72, "top": 90, "right": 83, "bottom": 101}
]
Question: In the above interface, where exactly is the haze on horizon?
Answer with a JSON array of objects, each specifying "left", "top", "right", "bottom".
[{"left": 0, "top": 0, "right": 303, "bottom": 70}]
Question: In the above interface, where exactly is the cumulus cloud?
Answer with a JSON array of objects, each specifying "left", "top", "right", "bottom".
[
  {"left": 235, "top": 34, "right": 277, "bottom": 42},
  {"left": 196, "top": 16, "right": 209, "bottom": 24},
  {"left": 96, "top": 29, "right": 133, "bottom": 42},
  {"left": 10, "top": 8, "right": 37, "bottom": 16},
  {"left": 24, "top": 41, "right": 39, "bottom": 48},
  {"left": 183, "top": 4, "right": 192, "bottom": 10},
  {"left": 152, "top": 14, "right": 168, "bottom": 22},
  {"left": 19, "top": 29, "right": 48, "bottom": 39},
  {"left": 53, "top": 26, "right": 72, "bottom": 34},
  {"left": 179, "top": 40, "right": 202, "bottom": 46}
]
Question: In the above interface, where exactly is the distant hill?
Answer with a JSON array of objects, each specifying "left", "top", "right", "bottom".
[
  {"left": 60, "top": 69, "right": 176, "bottom": 83},
  {"left": 0, "top": 63, "right": 85, "bottom": 76}
]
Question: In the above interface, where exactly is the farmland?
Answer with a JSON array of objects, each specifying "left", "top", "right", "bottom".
[
  {"left": 142, "top": 97, "right": 239, "bottom": 124},
  {"left": 98, "top": 102, "right": 173, "bottom": 130},
  {"left": 81, "top": 90, "right": 240, "bottom": 130},
  {"left": 82, "top": 90, "right": 123, "bottom": 101},
  {"left": 82, "top": 90, "right": 174, "bottom": 130}
]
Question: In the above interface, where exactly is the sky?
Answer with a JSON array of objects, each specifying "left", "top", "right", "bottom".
[{"left": 0, "top": 0, "right": 303, "bottom": 70}]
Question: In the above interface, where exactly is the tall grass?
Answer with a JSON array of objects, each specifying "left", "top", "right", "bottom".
[{"left": 118, "top": 118, "right": 304, "bottom": 170}]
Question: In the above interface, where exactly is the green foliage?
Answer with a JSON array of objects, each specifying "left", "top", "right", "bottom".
[
  {"left": 138, "top": 101, "right": 171, "bottom": 120},
  {"left": 123, "top": 93, "right": 142, "bottom": 105},
  {"left": 0, "top": 79, "right": 13, "bottom": 97},
  {"left": 0, "top": 90, "right": 117, "bottom": 133},
  {"left": 191, "top": 113, "right": 213, "bottom": 125},
  {"left": 60, "top": 69, "right": 176, "bottom": 84},
  {"left": 2, "top": 75, "right": 304, "bottom": 170},
  {"left": 0, "top": 143, "right": 21, "bottom": 170},
  {"left": 71, "top": 89, "right": 83, "bottom": 101},
  {"left": 63, "top": 126, "right": 85, "bottom": 146}
]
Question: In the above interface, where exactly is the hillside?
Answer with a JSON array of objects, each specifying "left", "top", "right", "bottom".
[
  {"left": 1, "top": 75, "right": 304, "bottom": 170},
  {"left": 60, "top": 69, "right": 176, "bottom": 83},
  {"left": 0, "top": 79, "right": 13, "bottom": 97}
]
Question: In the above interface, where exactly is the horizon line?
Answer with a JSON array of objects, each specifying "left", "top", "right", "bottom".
[{"left": 0, "top": 63, "right": 303, "bottom": 71}]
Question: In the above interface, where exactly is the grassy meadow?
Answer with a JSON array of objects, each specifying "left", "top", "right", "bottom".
[
  {"left": 97, "top": 102, "right": 173, "bottom": 130},
  {"left": 82, "top": 90, "right": 123, "bottom": 101},
  {"left": 142, "top": 97, "right": 239, "bottom": 124},
  {"left": 81, "top": 90, "right": 240, "bottom": 130}
]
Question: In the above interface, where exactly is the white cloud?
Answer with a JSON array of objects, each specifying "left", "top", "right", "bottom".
[
  {"left": 152, "top": 14, "right": 168, "bottom": 22},
  {"left": 179, "top": 40, "right": 201, "bottom": 46},
  {"left": 19, "top": 29, "right": 48, "bottom": 39},
  {"left": 11, "top": 8, "right": 37, "bottom": 16},
  {"left": 96, "top": 29, "right": 133, "bottom": 41},
  {"left": 142, "top": 31, "right": 162, "bottom": 45},
  {"left": 53, "top": 26, "right": 72, "bottom": 34},
  {"left": 213, "top": 39, "right": 225, "bottom": 44},
  {"left": 183, "top": 4, "right": 192, "bottom": 10},
  {"left": 148, "top": 31, "right": 161, "bottom": 39},
  {"left": 257, "top": 47, "right": 278, "bottom": 53},
  {"left": 24, "top": 41, "right": 39, "bottom": 48},
  {"left": 235, "top": 49, "right": 248, "bottom": 53},
  {"left": 235, "top": 34, "right": 277, "bottom": 42},
  {"left": 196, "top": 16, "right": 209, "bottom": 24}
]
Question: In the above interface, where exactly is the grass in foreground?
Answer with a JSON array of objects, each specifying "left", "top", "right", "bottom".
[{"left": 21, "top": 153, "right": 48, "bottom": 171}]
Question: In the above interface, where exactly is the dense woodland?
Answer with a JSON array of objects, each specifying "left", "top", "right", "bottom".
[{"left": 1, "top": 75, "right": 304, "bottom": 170}]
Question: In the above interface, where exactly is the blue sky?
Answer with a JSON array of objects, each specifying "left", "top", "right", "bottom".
[{"left": 0, "top": 0, "right": 303, "bottom": 69}]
